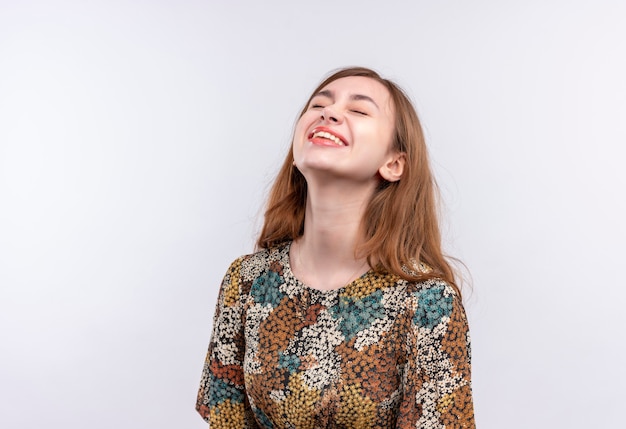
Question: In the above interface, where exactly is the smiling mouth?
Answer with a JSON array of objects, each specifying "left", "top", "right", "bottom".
[{"left": 309, "top": 130, "right": 346, "bottom": 146}]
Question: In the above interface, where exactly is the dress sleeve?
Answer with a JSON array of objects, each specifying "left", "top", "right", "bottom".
[
  {"left": 397, "top": 280, "right": 475, "bottom": 429},
  {"left": 196, "top": 258, "right": 260, "bottom": 428}
]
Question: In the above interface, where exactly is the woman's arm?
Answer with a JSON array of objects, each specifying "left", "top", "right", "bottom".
[
  {"left": 196, "top": 258, "right": 260, "bottom": 428},
  {"left": 397, "top": 279, "right": 475, "bottom": 429}
]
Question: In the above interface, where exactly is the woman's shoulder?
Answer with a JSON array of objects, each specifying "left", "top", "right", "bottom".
[
  {"left": 401, "top": 259, "right": 460, "bottom": 299},
  {"left": 407, "top": 277, "right": 459, "bottom": 297},
  {"left": 404, "top": 277, "right": 466, "bottom": 334},
  {"left": 224, "top": 242, "right": 291, "bottom": 282},
  {"left": 362, "top": 270, "right": 460, "bottom": 311}
]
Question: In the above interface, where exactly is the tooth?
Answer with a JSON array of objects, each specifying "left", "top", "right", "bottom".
[{"left": 312, "top": 131, "right": 344, "bottom": 145}]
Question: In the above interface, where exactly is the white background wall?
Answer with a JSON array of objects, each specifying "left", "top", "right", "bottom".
[{"left": 1, "top": 1, "right": 624, "bottom": 428}]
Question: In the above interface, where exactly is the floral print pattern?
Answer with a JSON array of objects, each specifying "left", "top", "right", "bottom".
[{"left": 196, "top": 242, "right": 475, "bottom": 428}]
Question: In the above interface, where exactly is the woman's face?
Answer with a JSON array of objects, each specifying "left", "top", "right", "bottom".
[{"left": 293, "top": 76, "right": 402, "bottom": 186}]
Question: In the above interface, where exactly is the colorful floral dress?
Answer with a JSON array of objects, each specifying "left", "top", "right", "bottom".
[{"left": 196, "top": 242, "right": 475, "bottom": 428}]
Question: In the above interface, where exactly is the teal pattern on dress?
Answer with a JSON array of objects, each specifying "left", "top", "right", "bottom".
[
  {"left": 208, "top": 374, "right": 245, "bottom": 406},
  {"left": 251, "top": 270, "right": 285, "bottom": 307},
  {"left": 278, "top": 351, "right": 301, "bottom": 373},
  {"left": 413, "top": 284, "right": 454, "bottom": 329},
  {"left": 331, "top": 289, "right": 386, "bottom": 340}
]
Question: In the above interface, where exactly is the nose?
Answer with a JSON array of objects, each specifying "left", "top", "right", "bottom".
[{"left": 321, "top": 104, "right": 343, "bottom": 124}]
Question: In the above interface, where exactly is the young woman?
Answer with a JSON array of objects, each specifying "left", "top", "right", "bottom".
[{"left": 196, "top": 67, "right": 475, "bottom": 428}]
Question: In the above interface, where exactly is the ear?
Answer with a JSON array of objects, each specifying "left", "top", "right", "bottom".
[{"left": 378, "top": 152, "right": 406, "bottom": 182}]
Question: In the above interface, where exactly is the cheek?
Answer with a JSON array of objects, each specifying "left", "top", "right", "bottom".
[
  {"left": 378, "top": 123, "right": 395, "bottom": 152},
  {"left": 294, "top": 115, "right": 311, "bottom": 138},
  {"left": 292, "top": 119, "right": 309, "bottom": 159},
  {"left": 362, "top": 125, "right": 393, "bottom": 154},
  {"left": 293, "top": 112, "right": 319, "bottom": 144},
  {"left": 294, "top": 120, "right": 306, "bottom": 139}
]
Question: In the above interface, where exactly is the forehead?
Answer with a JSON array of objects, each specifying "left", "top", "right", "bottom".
[{"left": 317, "top": 76, "right": 393, "bottom": 108}]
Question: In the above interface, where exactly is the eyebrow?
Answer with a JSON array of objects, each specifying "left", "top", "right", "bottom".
[{"left": 314, "top": 89, "right": 380, "bottom": 110}]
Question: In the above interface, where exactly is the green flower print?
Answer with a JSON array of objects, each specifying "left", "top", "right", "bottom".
[
  {"left": 251, "top": 270, "right": 285, "bottom": 307},
  {"left": 413, "top": 284, "right": 453, "bottom": 329},
  {"left": 331, "top": 290, "right": 386, "bottom": 340}
]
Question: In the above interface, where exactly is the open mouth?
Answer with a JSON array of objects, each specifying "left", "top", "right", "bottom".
[{"left": 308, "top": 128, "right": 347, "bottom": 146}]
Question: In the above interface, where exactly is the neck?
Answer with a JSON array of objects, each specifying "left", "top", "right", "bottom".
[{"left": 291, "top": 179, "right": 376, "bottom": 291}]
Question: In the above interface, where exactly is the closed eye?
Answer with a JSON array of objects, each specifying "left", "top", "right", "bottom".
[{"left": 350, "top": 109, "right": 368, "bottom": 116}]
